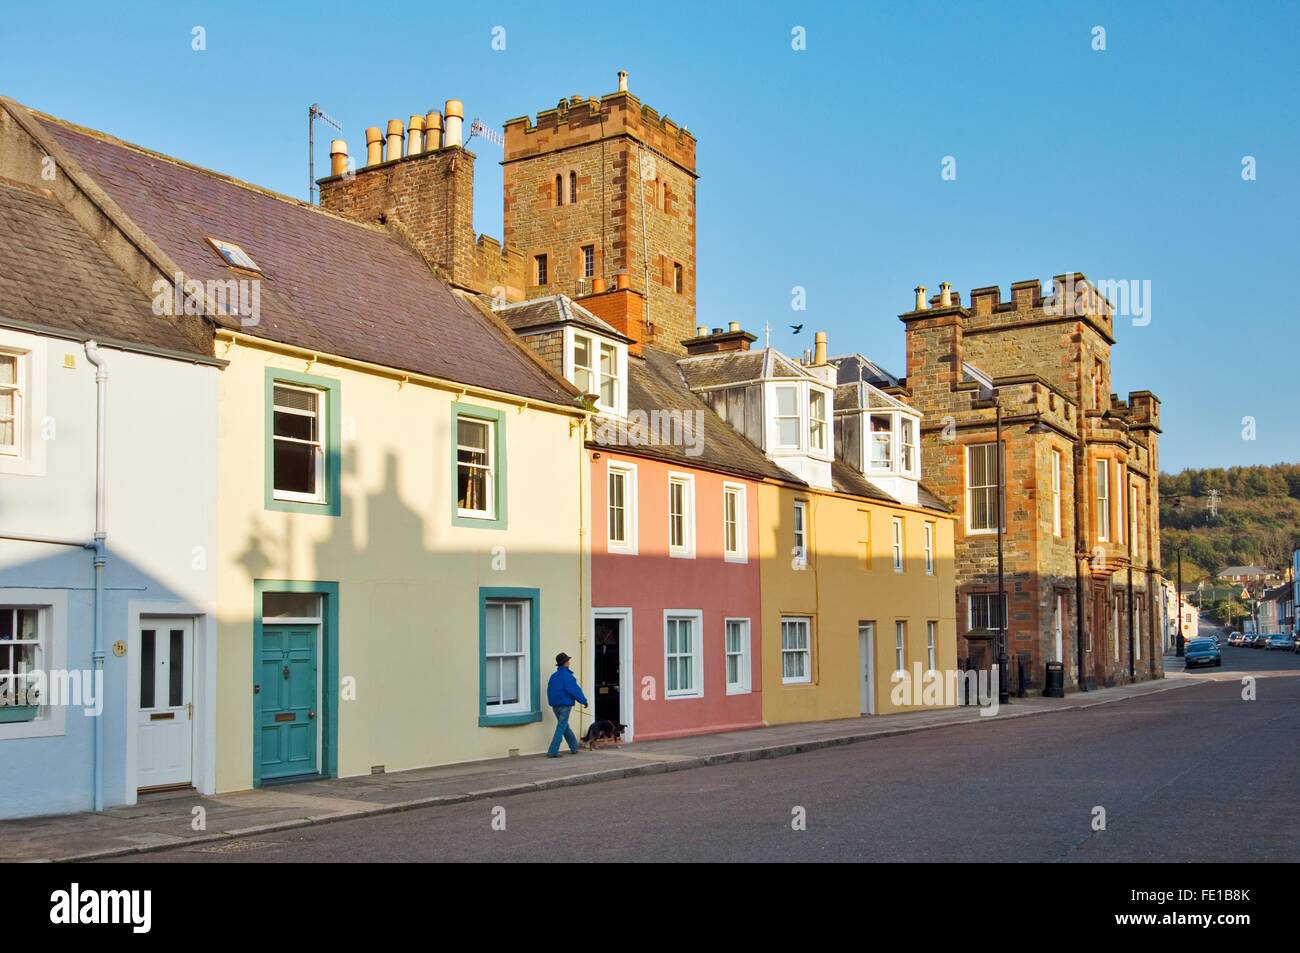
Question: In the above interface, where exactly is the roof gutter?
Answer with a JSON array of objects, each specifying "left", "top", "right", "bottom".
[
  {"left": 215, "top": 330, "right": 588, "bottom": 418},
  {"left": 0, "top": 315, "right": 226, "bottom": 368}
]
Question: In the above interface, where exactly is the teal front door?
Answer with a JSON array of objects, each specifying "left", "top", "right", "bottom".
[{"left": 258, "top": 625, "right": 318, "bottom": 781}]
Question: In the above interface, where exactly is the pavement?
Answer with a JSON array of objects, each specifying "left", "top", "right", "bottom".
[
  {"left": 111, "top": 670, "right": 1293, "bottom": 863},
  {"left": 0, "top": 673, "right": 1215, "bottom": 863}
]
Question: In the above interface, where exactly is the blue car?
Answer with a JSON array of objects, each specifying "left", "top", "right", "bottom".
[
  {"left": 1184, "top": 637, "right": 1222, "bottom": 669},
  {"left": 1264, "top": 634, "right": 1293, "bottom": 651}
]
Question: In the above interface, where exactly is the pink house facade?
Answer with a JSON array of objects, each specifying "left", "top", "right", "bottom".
[{"left": 590, "top": 451, "right": 764, "bottom": 741}]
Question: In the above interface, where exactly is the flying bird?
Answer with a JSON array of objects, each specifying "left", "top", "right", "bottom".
[{"left": 789, "top": 324, "right": 803, "bottom": 335}]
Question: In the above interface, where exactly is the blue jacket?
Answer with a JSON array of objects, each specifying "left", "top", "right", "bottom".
[{"left": 547, "top": 665, "right": 588, "bottom": 707}]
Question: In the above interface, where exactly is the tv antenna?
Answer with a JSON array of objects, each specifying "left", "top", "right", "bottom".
[
  {"left": 308, "top": 103, "right": 343, "bottom": 204},
  {"left": 466, "top": 118, "right": 503, "bottom": 149}
]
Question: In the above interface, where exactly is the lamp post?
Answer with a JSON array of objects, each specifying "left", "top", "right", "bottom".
[{"left": 995, "top": 399, "right": 1009, "bottom": 703}]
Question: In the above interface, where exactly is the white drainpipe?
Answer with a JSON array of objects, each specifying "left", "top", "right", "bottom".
[{"left": 83, "top": 340, "right": 108, "bottom": 812}]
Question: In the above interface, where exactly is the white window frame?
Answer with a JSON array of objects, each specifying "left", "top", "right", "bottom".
[
  {"left": 0, "top": 348, "right": 25, "bottom": 458},
  {"left": 581, "top": 244, "right": 595, "bottom": 278},
  {"left": 1096, "top": 460, "right": 1110, "bottom": 542},
  {"left": 894, "top": 621, "right": 907, "bottom": 673},
  {"left": 0, "top": 591, "right": 67, "bottom": 741},
  {"left": 1117, "top": 463, "right": 1126, "bottom": 545},
  {"left": 455, "top": 414, "right": 496, "bottom": 519},
  {"left": 208, "top": 237, "right": 260, "bottom": 271},
  {"left": 901, "top": 415, "right": 919, "bottom": 477},
  {"left": 1051, "top": 449, "right": 1062, "bottom": 537},
  {"left": 722, "top": 482, "right": 748, "bottom": 563},
  {"left": 663, "top": 610, "right": 704, "bottom": 699},
  {"left": 272, "top": 382, "right": 326, "bottom": 503},
  {"left": 923, "top": 521, "right": 934, "bottom": 575},
  {"left": 780, "top": 616, "right": 812, "bottom": 685},
  {"left": 0, "top": 331, "right": 47, "bottom": 477},
  {"left": 774, "top": 384, "right": 802, "bottom": 450},
  {"left": 597, "top": 340, "right": 620, "bottom": 412},
  {"left": 724, "top": 617, "right": 751, "bottom": 694},
  {"left": 809, "top": 390, "right": 828, "bottom": 452},
  {"left": 606, "top": 462, "right": 638, "bottom": 555},
  {"left": 1129, "top": 485, "right": 1138, "bottom": 552},
  {"left": 868, "top": 413, "right": 894, "bottom": 472},
  {"left": 793, "top": 500, "right": 809, "bottom": 567},
  {"left": 483, "top": 598, "right": 531, "bottom": 716},
  {"left": 926, "top": 621, "right": 937, "bottom": 672},
  {"left": 968, "top": 593, "right": 1007, "bottom": 633},
  {"left": 891, "top": 517, "right": 904, "bottom": 573},
  {"left": 564, "top": 328, "right": 626, "bottom": 417},
  {"left": 965, "top": 442, "right": 1003, "bottom": 534},
  {"left": 668, "top": 472, "right": 696, "bottom": 559}
]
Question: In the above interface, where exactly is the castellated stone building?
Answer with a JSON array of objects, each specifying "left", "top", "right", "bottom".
[
  {"left": 318, "top": 71, "right": 698, "bottom": 353},
  {"left": 898, "top": 276, "right": 1163, "bottom": 691}
]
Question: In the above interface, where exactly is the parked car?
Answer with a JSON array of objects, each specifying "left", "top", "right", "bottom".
[
  {"left": 1265, "top": 634, "right": 1293, "bottom": 651},
  {"left": 1227, "top": 631, "right": 1246, "bottom": 646},
  {"left": 1184, "top": 637, "right": 1222, "bottom": 669},
  {"left": 1248, "top": 633, "right": 1268, "bottom": 648}
]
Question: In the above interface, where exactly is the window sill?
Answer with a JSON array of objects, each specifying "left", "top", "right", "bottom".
[
  {"left": 781, "top": 678, "right": 813, "bottom": 686},
  {"left": 478, "top": 710, "right": 541, "bottom": 727},
  {"left": 267, "top": 496, "right": 338, "bottom": 517},
  {"left": 724, "top": 554, "right": 749, "bottom": 565},
  {"left": 0, "top": 705, "right": 39, "bottom": 724},
  {"left": 665, "top": 691, "right": 703, "bottom": 701},
  {"left": 669, "top": 550, "right": 696, "bottom": 560},
  {"left": 725, "top": 687, "right": 752, "bottom": 696}
]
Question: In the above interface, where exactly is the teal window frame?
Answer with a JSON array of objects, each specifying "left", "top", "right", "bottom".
[
  {"left": 478, "top": 587, "right": 541, "bottom": 726},
  {"left": 265, "top": 368, "right": 342, "bottom": 516},
  {"left": 451, "top": 402, "right": 507, "bottom": 529},
  {"left": 251, "top": 579, "right": 340, "bottom": 786}
]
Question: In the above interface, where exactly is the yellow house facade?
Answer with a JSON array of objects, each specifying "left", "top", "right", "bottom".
[
  {"left": 758, "top": 482, "right": 958, "bottom": 725},
  {"left": 213, "top": 332, "right": 590, "bottom": 791}
]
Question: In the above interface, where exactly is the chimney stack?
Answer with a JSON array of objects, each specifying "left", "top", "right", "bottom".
[
  {"left": 385, "top": 119, "right": 404, "bottom": 162},
  {"left": 813, "top": 330, "right": 827, "bottom": 365},
  {"left": 681, "top": 322, "right": 756, "bottom": 355},
  {"left": 329, "top": 140, "right": 349, "bottom": 176},
  {"left": 939, "top": 281, "right": 952, "bottom": 307},
  {"left": 617, "top": 70, "right": 629, "bottom": 92},
  {"left": 443, "top": 99, "right": 464, "bottom": 147},
  {"left": 365, "top": 127, "right": 383, "bottom": 166},
  {"left": 425, "top": 110, "right": 443, "bottom": 149},
  {"left": 407, "top": 115, "right": 425, "bottom": 156},
  {"left": 914, "top": 285, "right": 928, "bottom": 311}
]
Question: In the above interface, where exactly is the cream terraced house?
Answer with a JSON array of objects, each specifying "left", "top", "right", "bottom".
[{"left": 4, "top": 97, "right": 594, "bottom": 796}]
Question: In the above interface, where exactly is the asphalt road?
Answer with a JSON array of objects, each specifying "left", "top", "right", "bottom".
[{"left": 121, "top": 674, "right": 1300, "bottom": 863}]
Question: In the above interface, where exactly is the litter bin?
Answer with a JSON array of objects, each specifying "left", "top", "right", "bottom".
[{"left": 1044, "top": 661, "right": 1065, "bottom": 698}]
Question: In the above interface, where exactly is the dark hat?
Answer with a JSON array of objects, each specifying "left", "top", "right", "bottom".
[{"left": 555, "top": 652, "right": 571, "bottom": 666}]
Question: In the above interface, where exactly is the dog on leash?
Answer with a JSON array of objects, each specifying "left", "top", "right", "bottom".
[{"left": 581, "top": 720, "right": 626, "bottom": 750}]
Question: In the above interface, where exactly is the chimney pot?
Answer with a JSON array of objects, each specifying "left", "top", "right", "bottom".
[
  {"left": 443, "top": 99, "right": 464, "bottom": 148},
  {"left": 914, "top": 285, "right": 928, "bottom": 311},
  {"left": 407, "top": 115, "right": 425, "bottom": 156},
  {"left": 365, "top": 127, "right": 384, "bottom": 166},
  {"left": 728, "top": 321, "right": 740, "bottom": 332},
  {"left": 939, "top": 281, "right": 952, "bottom": 307},
  {"left": 425, "top": 111, "right": 443, "bottom": 149},
  {"left": 696, "top": 325, "right": 707, "bottom": 337},
  {"left": 712, "top": 327, "right": 724, "bottom": 336},
  {"left": 385, "top": 119, "right": 404, "bottom": 162},
  {"left": 813, "top": 330, "right": 827, "bottom": 366},
  {"left": 615, "top": 273, "right": 630, "bottom": 291},
  {"left": 329, "top": 139, "right": 349, "bottom": 177},
  {"left": 617, "top": 70, "right": 628, "bottom": 92},
  {"left": 591, "top": 277, "right": 606, "bottom": 293}
]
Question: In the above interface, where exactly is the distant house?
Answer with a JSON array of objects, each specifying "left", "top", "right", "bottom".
[{"left": 1220, "top": 565, "right": 1280, "bottom": 585}]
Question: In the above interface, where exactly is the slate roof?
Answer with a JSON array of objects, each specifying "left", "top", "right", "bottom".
[
  {"left": 601, "top": 347, "right": 795, "bottom": 483},
  {"left": 830, "top": 353, "right": 900, "bottom": 388},
  {"left": 34, "top": 114, "right": 577, "bottom": 407},
  {"left": 496, "top": 295, "right": 631, "bottom": 342},
  {"left": 676, "top": 347, "right": 813, "bottom": 390},
  {"left": 0, "top": 178, "right": 211, "bottom": 358}
]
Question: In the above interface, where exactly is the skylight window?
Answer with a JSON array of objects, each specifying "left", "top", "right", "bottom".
[{"left": 208, "top": 238, "right": 260, "bottom": 272}]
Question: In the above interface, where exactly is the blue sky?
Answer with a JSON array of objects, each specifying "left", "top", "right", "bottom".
[{"left": 2, "top": 0, "right": 1295, "bottom": 473}]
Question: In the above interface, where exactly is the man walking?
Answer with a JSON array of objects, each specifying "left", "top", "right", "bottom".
[{"left": 546, "top": 652, "right": 588, "bottom": 757}]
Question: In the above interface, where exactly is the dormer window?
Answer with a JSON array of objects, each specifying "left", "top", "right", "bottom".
[
  {"left": 208, "top": 238, "right": 259, "bottom": 272},
  {"left": 870, "top": 415, "right": 892, "bottom": 469},
  {"left": 809, "top": 391, "right": 827, "bottom": 451},
  {"left": 775, "top": 386, "right": 800, "bottom": 448},
  {"left": 568, "top": 330, "right": 625, "bottom": 416},
  {"left": 901, "top": 417, "right": 918, "bottom": 474}
]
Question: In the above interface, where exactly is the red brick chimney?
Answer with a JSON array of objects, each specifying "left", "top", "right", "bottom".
[
  {"left": 318, "top": 99, "right": 527, "bottom": 299},
  {"left": 578, "top": 272, "right": 648, "bottom": 356}
]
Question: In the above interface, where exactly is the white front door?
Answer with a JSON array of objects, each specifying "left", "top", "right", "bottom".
[
  {"left": 137, "top": 618, "right": 194, "bottom": 789},
  {"left": 859, "top": 623, "right": 875, "bottom": 715}
]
